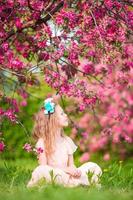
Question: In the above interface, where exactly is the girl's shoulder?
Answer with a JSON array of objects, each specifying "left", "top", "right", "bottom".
[
  {"left": 35, "top": 138, "right": 45, "bottom": 150},
  {"left": 63, "top": 135, "right": 78, "bottom": 155}
]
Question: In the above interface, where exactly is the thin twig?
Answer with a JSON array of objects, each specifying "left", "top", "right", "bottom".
[
  {"left": 0, "top": 66, "right": 26, "bottom": 77},
  {"left": 59, "top": 58, "right": 104, "bottom": 85},
  {"left": 89, "top": 9, "right": 105, "bottom": 50}
]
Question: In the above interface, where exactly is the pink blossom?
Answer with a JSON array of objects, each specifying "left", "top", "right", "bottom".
[
  {"left": 39, "top": 52, "right": 49, "bottom": 61},
  {"left": 20, "top": 100, "right": 27, "bottom": 107},
  {"left": 37, "top": 41, "right": 46, "bottom": 48},
  {"left": 36, "top": 147, "right": 44, "bottom": 154},
  {"left": 95, "top": 63, "right": 107, "bottom": 75},
  {"left": 123, "top": 44, "right": 133, "bottom": 58},
  {"left": 82, "top": 62, "right": 95, "bottom": 74},
  {"left": 30, "top": 1, "right": 44, "bottom": 11},
  {"left": 80, "top": 152, "right": 90, "bottom": 163},
  {"left": 103, "top": 153, "right": 110, "bottom": 161},
  {"left": 89, "top": 136, "right": 99, "bottom": 152},
  {"left": 124, "top": 135, "right": 132, "bottom": 143},
  {"left": 78, "top": 113, "right": 90, "bottom": 129},
  {"left": 84, "top": 96, "right": 97, "bottom": 105},
  {"left": 79, "top": 104, "right": 86, "bottom": 111},
  {"left": 55, "top": 10, "right": 79, "bottom": 28},
  {"left": 56, "top": 16, "right": 64, "bottom": 25},
  {"left": 0, "top": 108, "right": 4, "bottom": 115},
  {"left": 17, "top": 0, "right": 26, "bottom": 6},
  {"left": 10, "top": 59, "right": 24, "bottom": 70},
  {"left": 70, "top": 127, "right": 78, "bottom": 139},
  {"left": 87, "top": 50, "right": 96, "bottom": 57},
  {"left": 81, "top": 132, "right": 88, "bottom": 139},
  {"left": 5, "top": 98, "right": 19, "bottom": 113},
  {"left": 4, "top": 109, "right": 17, "bottom": 122},
  {"left": 23, "top": 143, "right": 32, "bottom": 152},
  {"left": 113, "top": 132, "right": 120, "bottom": 144},
  {"left": 15, "top": 18, "right": 22, "bottom": 29},
  {"left": 90, "top": 143, "right": 99, "bottom": 152},
  {"left": 0, "top": 141, "right": 5, "bottom": 152},
  {"left": 97, "top": 136, "right": 108, "bottom": 149},
  {"left": 2, "top": 42, "right": 9, "bottom": 51},
  {"left": 7, "top": 0, "right": 14, "bottom": 6}
]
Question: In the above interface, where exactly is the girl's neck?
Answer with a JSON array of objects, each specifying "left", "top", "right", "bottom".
[{"left": 54, "top": 128, "right": 63, "bottom": 141}]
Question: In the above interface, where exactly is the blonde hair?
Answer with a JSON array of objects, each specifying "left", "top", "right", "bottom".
[{"left": 32, "top": 104, "right": 65, "bottom": 160}]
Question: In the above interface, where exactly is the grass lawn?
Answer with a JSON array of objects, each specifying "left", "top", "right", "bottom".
[{"left": 0, "top": 158, "right": 132, "bottom": 200}]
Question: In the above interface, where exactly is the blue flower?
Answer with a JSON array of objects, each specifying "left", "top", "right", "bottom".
[{"left": 44, "top": 98, "right": 55, "bottom": 115}]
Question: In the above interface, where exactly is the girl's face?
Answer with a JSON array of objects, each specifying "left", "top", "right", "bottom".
[{"left": 56, "top": 105, "right": 69, "bottom": 127}]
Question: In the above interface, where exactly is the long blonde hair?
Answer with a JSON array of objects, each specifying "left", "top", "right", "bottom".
[{"left": 32, "top": 104, "right": 65, "bottom": 160}]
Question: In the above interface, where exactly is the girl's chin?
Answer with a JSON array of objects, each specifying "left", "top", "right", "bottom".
[{"left": 64, "top": 122, "right": 68, "bottom": 127}]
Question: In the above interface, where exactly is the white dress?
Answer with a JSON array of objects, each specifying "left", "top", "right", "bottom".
[{"left": 27, "top": 136, "right": 102, "bottom": 187}]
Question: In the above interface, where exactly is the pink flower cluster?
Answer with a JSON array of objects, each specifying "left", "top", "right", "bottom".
[
  {"left": 0, "top": 107, "right": 17, "bottom": 123},
  {"left": 56, "top": 9, "right": 80, "bottom": 29},
  {"left": 23, "top": 143, "right": 32, "bottom": 152},
  {"left": 23, "top": 143, "right": 44, "bottom": 154},
  {"left": 0, "top": 0, "right": 133, "bottom": 160}
]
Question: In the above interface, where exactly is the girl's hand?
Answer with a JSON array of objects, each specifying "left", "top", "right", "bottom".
[
  {"left": 66, "top": 167, "right": 82, "bottom": 178},
  {"left": 72, "top": 169, "right": 82, "bottom": 178}
]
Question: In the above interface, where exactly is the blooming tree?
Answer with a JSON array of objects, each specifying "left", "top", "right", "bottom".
[{"left": 0, "top": 0, "right": 133, "bottom": 159}]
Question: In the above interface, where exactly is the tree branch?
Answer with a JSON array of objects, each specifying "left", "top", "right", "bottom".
[
  {"left": 0, "top": 1, "right": 64, "bottom": 45},
  {"left": 34, "top": 1, "right": 64, "bottom": 27}
]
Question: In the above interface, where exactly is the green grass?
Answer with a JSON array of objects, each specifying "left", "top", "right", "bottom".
[{"left": 0, "top": 158, "right": 133, "bottom": 200}]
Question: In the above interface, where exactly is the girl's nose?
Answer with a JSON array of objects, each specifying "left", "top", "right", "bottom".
[{"left": 65, "top": 114, "right": 68, "bottom": 119}]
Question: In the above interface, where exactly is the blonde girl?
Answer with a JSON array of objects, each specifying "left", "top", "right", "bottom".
[{"left": 27, "top": 95, "right": 102, "bottom": 188}]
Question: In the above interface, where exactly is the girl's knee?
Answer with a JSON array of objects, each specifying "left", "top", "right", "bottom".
[
  {"left": 27, "top": 165, "right": 54, "bottom": 187},
  {"left": 79, "top": 162, "right": 102, "bottom": 176},
  {"left": 33, "top": 165, "right": 53, "bottom": 180},
  {"left": 90, "top": 163, "right": 102, "bottom": 176},
  {"left": 33, "top": 165, "right": 53, "bottom": 174},
  {"left": 78, "top": 162, "right": 102, "bottom": 185}
]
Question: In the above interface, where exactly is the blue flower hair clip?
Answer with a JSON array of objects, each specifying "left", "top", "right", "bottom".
[{"left": 44, "top": 97, "right": 55, "bottom": 115}]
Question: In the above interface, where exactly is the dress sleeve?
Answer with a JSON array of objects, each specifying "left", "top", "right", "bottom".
[
  {"left": 64, "top": 136, "right": 78, "bottom": 155},
  {"left": 35, "top": 138, "right": 45, "bottom": 151}
]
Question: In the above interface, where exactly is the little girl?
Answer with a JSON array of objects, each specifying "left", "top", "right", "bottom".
[{"left": 27, "top": 95, "right": 102, "bottom": 188}]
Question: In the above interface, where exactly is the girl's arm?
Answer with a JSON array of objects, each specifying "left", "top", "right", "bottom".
[
  {"left": 67, "top": 154, "right": 76, "bottom": 168},
  {"left": 60, "top": 155, "right": 76, "bottom": 172},
  {"left": 67, "top": 155, "right": 81, "bottom": 177},
  {"left": 37, "top": 151, "right": 47, "bottom": 165},
  {"left": 60, "top": 155, "right": 81, "bottom": 177}
]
